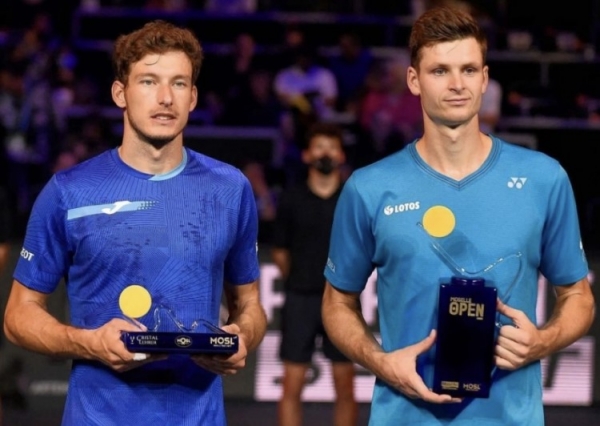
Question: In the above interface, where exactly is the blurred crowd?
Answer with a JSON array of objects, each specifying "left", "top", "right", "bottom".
[{"left": 1, "top": 0, "right": 599, "bottom": 240}]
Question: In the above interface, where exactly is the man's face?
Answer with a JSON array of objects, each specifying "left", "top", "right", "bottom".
[
  {"left": 112, "top": 51, "right": 198, "bottom": 148},
  {"left": 407, "top": 38, "right": 488, "bottom": 129},
  {"left": 302, "top": 135, "right": 345, "bottom": 167}
]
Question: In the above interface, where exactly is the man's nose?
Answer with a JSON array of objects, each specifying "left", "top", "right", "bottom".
[
  {"left": 157, "top": 84, "right": 173, "bottom": 106},
  {"left": 449, "top": 71, "right": 464, "bottom": 92}
]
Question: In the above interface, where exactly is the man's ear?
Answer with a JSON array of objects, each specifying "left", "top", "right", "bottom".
[
  {"left": 189, "top": 85, "right": 198, "bottom": 111},
  {"left": 481, "top": 65, "right": 489, "bottom": 95},
  {"left": 407, "top": 66, "right": 421, "bottom": 96},
  {"left": 111, "top": 80, "right": 126, "bottom": 108}
]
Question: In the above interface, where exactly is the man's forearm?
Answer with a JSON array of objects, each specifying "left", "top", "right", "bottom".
[
  {"left": 225, "top": 281, "right": 267, "bottom": 352},
  {"left": 230, "top": 301, "right": 267, "bottom": 352},
  {"left": 270, "top": 248, "right": 290, "bottom": 279},
  {"left": 5, "top": 296, "right": 92, "bottom": 359},
  {"left": 538, "top": 279, "right": 595, "bottom": 359},
  {"left": 322, "top": 283, "right": 386, "bottom": 377}
]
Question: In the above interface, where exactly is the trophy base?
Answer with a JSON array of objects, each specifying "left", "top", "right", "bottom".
[
  {"left": 433, "top": 277, "right": 497, "bottom": 398},
  {"left": 121, "top": 331, "right": 239, "bottom": 355}
]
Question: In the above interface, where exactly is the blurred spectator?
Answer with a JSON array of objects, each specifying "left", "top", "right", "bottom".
[
  {"left": 52, "top": 115, "right": 114, "bottom": 172},
  {"left": 144, "top": 0, "right": 188, "bottom": 11},
  {"left": 357, "top": 57, "right": 422, "bottom": 165},
  {"left": 273, "top": 25, "right": 307, "bottom": 72},
  {"left": 204, "top": 0, "right": 257, "bottom": 14},
  {"left": 0, "top": 185, "right": 10, "bottom": 270},
  {"left": 11, "top": 12, "right": 61, "bottom": 80},
  {"left": 328, "top": 32, "right": 374, "bottom": 114},
  {"left": 220, "top": 69, "right": 283, "bottom": 127},
  {"left": 51, "top": 44, "right": 79, "bottom": 134},
  {"left": 219, "top": 33, "right": 268, "bottom": 103},
  {"left": 480, "top": 77, "right": 502, "bottom": 134},
  {"left": 274, "top": 44, "right": 338, "bottom": 146},
  {"left": 0, "top": 184, "right": 11, "bottom": 408},
  {"left": 201, "top": 32, "right": 267, "bottom": 124},
  {"left": 0, "top": 58, "right": 56, "bottom": 214}
]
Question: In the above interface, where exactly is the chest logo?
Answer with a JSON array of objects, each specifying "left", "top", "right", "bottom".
[
  {"left": 101, "top": 200, "right": 132, "bottom": 215},
  {"left": 507, "top": 177, "right": 527, "bottom": 189},
  {"left": 383, "top": 201, "right": 420, "bottom": 216}
]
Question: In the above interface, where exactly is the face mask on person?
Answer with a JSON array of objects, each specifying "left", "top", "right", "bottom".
[{"left": 312, "top": 155, "right": 336, "bottom": 175}]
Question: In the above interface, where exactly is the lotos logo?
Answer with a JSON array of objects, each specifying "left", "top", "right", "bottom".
[
  {"left": 20, "top": 248, "right": 35, "bottom": 261},
  {"left": 384, "top": 201, "right": 420, "bottom": 216}
]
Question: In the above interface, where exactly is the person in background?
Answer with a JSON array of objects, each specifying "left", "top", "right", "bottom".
[
  {"left": 358, "top": 57, "right": 423, "bottom": 166},
  {"left": 322, "top": 6, "right": 594, "bottom": 425},
  {"left": 204, "top": 32, "right": 266, "bottom": 125},
  {"left": 272, "top": 122, "right": 357, "bottom": 426},
  {"left": 479, "top": 77, "right": 502, "bottom": 134},
  {"left": 328, "top": 32, "right": 374, "bottom": 114},
  {"left": 274, "top": 44, "right": 338, "bottom": 135},
  {"left": 0, "top": 186, "right": 10, "bottom": 273},
  {"left": 3, "top": 20, "right": 267, "bottom": 425},
  {"left": 0, "top": 184, "right": 11, "bottom": 422},
  {"left": 219, "top": 68, "right": 283, "bottom": 127}
]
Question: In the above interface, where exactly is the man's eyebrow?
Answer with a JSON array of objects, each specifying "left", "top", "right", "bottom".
[{"left": 134, "top": 72, "right": 192, "bottom": 81}]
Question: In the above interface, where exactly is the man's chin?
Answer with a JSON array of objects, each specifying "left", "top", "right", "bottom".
[{"left": 140, "top": 133, "right": 178, "bottom": 149}]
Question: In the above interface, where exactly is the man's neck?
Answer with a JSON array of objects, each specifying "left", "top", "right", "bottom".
[
  {"left": 307, "top": 170, "right": 341, "bottom": 199},
  {"left": 416, "top": 124, "right": 492, "bottom": 181},
  {"left": 118, "top": 137, "right": 184, "bottom": 176}
]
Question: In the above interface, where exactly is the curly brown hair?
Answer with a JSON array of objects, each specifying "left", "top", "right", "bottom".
[
  {"left": 409, "top": 6, "right": 487, "bottom": 69},
  {"left": 112, "top": 20, "right": 203, "bottom": 84},
  {"left": 304, "top": 122, "right": 345, "bottom": 151}
]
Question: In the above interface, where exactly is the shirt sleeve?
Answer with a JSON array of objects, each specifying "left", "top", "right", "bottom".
[
  {"left": 224, "top": 175, "right": 260, "bottom": 285},
  {"left": 324, "top": 174, "right": 376, "bottom": 292},
  {"left": 539, "top": 165, "right": 589, "bottom": 285},
  {"left": 13, "top": 176, "right": 70, "bottom": 293}
]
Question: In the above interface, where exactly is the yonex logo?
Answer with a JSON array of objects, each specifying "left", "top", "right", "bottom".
[
  {"left": 507, "top": 177, "right": 527, "bottom": 189},
  {"left": 327, "top": 258, "right": 336, "bottom": 273}
]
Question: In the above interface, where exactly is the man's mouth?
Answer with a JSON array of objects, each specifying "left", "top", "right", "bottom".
[{"left": 151, "top": 113, "right": 176, "bottom": 120}]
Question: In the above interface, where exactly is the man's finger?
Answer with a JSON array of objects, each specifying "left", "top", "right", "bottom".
[
  {"left": 410, "top": 329, "right": 436, "bottom": 356},
  {"left": 496, "top": 299, "right": 526, "bottom": 326}
]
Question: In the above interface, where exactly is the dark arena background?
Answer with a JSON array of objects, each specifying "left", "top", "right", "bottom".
[{"left": 1, "top": 1, "right": 600, "bottom": 425}]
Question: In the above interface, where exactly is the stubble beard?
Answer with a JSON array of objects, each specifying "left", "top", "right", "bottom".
[{"left": 128, "top": 113, "right": 180, "bottom": 150}]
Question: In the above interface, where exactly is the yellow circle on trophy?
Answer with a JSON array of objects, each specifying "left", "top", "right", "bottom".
[
  {"left": 422, "top": 205, "right": 455, "bottom": 238},
  {"left": 119, "top": 285, "right": 152, "bottom": 318}
]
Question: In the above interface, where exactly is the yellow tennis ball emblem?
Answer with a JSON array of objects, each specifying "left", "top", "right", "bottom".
[
  {"left": 119, "top": 285, "right": 152, "bottom": 318},
  {"left": 422, "top": 206, "right": 455, "bottom": 238}
]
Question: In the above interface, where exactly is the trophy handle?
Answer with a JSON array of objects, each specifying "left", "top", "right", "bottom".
[
  {"left": 146, "top": 304, "right": 228, "bottom": 334},
  {"left": 417, "top": 222, "right": 524, "bottom": 328}
]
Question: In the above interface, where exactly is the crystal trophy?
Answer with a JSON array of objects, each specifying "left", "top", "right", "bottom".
[
  {"left": 119, "top": 285, "right": 238, "bottom": 355},
  {"left": 417, "top": 220, "right": 522, "bottom": 398}
]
